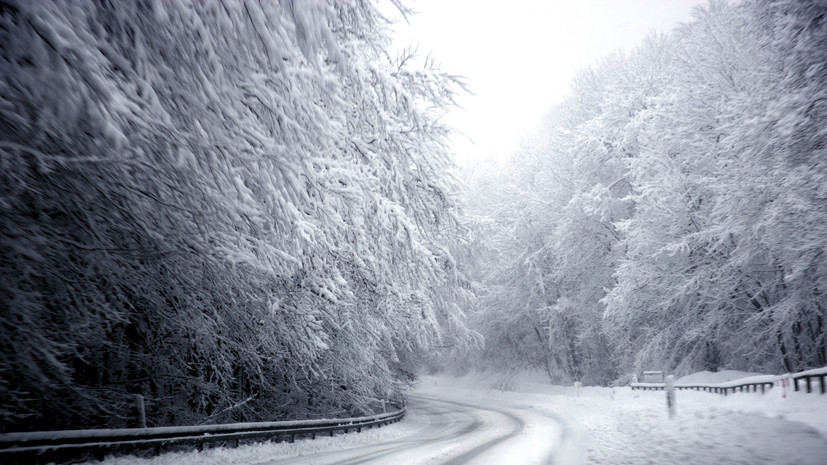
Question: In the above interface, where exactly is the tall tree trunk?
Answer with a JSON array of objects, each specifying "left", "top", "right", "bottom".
[
  {"left": 778, "top": 331, "right": 792, "bottom": 373},
  {"left": 533, "top": 326, "right": 554, "bottom": 382}
]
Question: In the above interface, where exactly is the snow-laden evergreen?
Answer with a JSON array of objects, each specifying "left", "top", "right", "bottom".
[{"left": 0, "top": 0, "right": 473, "bottom": 431}]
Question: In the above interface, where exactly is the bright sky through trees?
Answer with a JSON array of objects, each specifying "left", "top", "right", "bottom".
[{"left": 388, "top": 0, "right": 706, "bottom": 163}]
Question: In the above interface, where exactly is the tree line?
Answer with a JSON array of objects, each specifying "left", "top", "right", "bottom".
[{"left": 462, "top": 0, "right": 826, "bottom": 384}]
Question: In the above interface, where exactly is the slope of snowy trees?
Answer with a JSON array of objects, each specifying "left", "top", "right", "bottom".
[
  {"left": 0, "top": 0, "right": 473, "bottom": 432},
  {"left": 464, "top": 0, "right": 826, "bottom": 384}
]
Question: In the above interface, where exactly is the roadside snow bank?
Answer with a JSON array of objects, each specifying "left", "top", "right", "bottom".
[{"left": 676, "top": 370, "right": 765, "bottom": 384}]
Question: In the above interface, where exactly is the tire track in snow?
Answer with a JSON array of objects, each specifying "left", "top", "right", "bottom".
[
  {"left": 412, "top": 394, "right": 527, "bottom": 465},
  {"left": 331, "top": 396, "right": 487, "bottom": 465},
  {"left": 261, "top": 392, "right": 560, "bottom": 464},
  {"left": 264, "top": 395, "right": 485, "bottom": 464}
]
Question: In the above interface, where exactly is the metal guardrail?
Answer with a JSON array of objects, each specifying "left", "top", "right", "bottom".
[
  {"left": 630, "top": 366, "right": 827, "bottom": 396},
  {"left": 0, "top": 408, "right": 405, "bottom": 464}
]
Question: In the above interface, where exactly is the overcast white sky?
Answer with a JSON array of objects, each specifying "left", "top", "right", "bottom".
[{"left": 386, "top": 0, "right": 707, "bottom": 163}]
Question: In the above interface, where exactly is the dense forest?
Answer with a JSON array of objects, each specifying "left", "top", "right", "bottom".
[
  {"left": 1, "top": 0, "right": 825, "bottom": 435},
  {"left": 0, "top": 0, "right": 474, "bottom": 432},
  {"left": 461, "top": 0, "right": 827, "bottom": 385}
]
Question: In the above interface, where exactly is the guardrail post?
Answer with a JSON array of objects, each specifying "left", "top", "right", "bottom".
[{"left": 135, "top": 394, "right": 147, "bottom": 429}]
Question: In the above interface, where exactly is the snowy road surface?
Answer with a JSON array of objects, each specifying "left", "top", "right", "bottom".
[
  {"left": 263, "top": 393, "right": 563, "bottom": 464},
  {"left": 89, "top": 389, "right": 565, "bottom": 465}
]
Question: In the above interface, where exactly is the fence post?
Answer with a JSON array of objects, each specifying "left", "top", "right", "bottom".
[
  {"left": 665, "top": 375, "right": 676, "bottom": 419},
  {"left": 135, "top": 394, "right": 147, "bottom": 429}
]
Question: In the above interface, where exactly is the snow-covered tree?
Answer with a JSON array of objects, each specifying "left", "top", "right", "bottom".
[
  {"left": 0, "top": 0, "right": 472, "bottom": 431},
  {"left": 460, "top": 35, "right": 674, "bottom": 385},
  {"left": 605, "top": 0, "right": 827, "bottom": 374}
]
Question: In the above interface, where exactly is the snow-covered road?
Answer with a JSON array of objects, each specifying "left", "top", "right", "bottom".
[
  {"left": 88, "top": 387, "right": 564, "bottom": 465},
  {"left": 262, "top": 393, "right": 562, "bottom": 465}
]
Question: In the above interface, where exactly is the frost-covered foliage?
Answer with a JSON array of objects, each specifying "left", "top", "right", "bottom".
[
  {"left": 465, "top": 0, "right": 826, "bottom": 383},
  {"left": 0, "top": 0, "right": 473, "bottom": 432}
]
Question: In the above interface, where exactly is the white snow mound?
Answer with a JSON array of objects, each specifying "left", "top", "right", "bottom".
[{"left": 676, "top": 370, "right": 766, "bottom": 385}]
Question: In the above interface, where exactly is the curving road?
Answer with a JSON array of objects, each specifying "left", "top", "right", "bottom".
[{"left": 262, "top": 393, "right": 564, "bottom": 465}]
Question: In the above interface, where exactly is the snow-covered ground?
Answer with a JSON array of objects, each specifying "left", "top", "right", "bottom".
[
  {"left": 418, "top": 371, "right": 827, "bottom": 465},
  {"left": 81, "top": 371, "right": 827, "bottom": 465}
]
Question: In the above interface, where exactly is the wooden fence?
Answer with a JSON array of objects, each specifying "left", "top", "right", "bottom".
[{"left": 793, "top": 370, "right": 827, "bottom": 394}]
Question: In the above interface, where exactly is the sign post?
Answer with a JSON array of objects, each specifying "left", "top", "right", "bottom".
[
  {"left": 779, "top": 375, "right": 791, "bottom": 398},
  {"left": 665, "top": 375, "right": 676, "bottom": 419}
]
